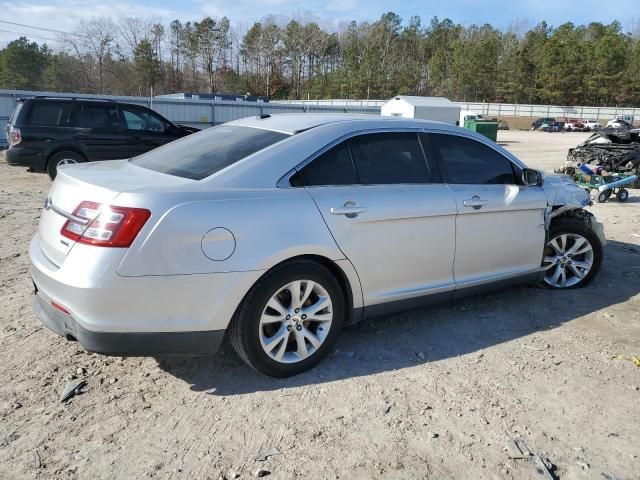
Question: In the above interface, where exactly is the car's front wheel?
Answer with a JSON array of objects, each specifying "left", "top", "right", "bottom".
[
  {"left": 541, "top": 218, "right": 603, "bottom": 289},
  {"left": 230, "top": 260, "right": 345, "bottom": 377}
]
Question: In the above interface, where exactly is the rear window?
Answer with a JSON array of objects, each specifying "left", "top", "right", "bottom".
[
  {"left": 27, "top": 101, "right": 76, "bottom": 127},
  {"left": 131, "top": 125, "right": 290, "bottom": 180}
]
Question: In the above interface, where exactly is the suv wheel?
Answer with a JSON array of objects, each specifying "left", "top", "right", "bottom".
[
  {"left": 540, "top": 218, "right": 602, "bottom": 289},
  {"left": 230, "top": 260, "right": 345, "bottom": 377},
  {"left": 47, "top": 151, "right": 85, "bottom": 180}
]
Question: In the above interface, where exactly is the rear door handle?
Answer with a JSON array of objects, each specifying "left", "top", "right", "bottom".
[
  {"left": 462, "top": 196, "right": 488, "bottom": 210},
  {"left": 74, "top": 132, "right": 90, "bottom": 139},
  {"left": 330, "top": 203, "right": 367, "bottom": 218}
]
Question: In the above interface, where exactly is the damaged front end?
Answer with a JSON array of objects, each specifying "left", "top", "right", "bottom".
[{"left": 542, "top": 173, "right": 606, "bottom": 245}]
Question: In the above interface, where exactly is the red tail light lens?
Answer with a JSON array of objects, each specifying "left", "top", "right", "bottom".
[
  {"left": 61, "top": 201, "right": 151, "bottom": 247},
  {"left": 9, "top": 126, "right": 21, "bottom": 146}
]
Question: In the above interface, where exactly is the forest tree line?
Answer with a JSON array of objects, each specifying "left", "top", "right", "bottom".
[{"left": 0, "top": 13, "right": 639, "bottom": 106}]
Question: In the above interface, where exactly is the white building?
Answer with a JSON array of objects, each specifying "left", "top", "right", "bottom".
[{"left": 381, "top": 96, "right": 461, "bottom": 125}]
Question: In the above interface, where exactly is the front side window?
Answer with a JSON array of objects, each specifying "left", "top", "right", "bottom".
[
  {"left": 121, "top": 107, "right": 167, "bottom": 132},
  {"left": 429, "top": 133, "right": 517, "bottom": 184},
  {"left": 131, "top": 125, "right": 289, "bottom": 180}
]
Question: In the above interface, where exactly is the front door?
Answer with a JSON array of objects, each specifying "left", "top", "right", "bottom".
[
  {"left": 427, "top": 132, "right": 548, "bottom": 289},
  {"left": 295, "top": 131, "right": 458, "bottom": 307}
]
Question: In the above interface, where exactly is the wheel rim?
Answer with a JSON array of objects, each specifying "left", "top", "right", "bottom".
[
  {"left": 57, "top": 158, "right": 77, "bottom": 167},
  {"left": 542, "top": 233, "right": 594, "bottom": 288},
  {"left": 259, "top": 280, "right": 333, "bottom": 364}
]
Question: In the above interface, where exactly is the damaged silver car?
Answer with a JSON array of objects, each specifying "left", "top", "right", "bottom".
[{"left": 30, "top": 114, "right": 605, "bottom": 377}]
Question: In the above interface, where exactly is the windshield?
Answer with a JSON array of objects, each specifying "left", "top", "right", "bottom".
[{"left": 131, "top": 125, "right": 290, "bottom": 180}]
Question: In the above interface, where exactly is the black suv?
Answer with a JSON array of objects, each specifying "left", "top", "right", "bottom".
[{"left": 5, "top": 96, "right": 198, "bottom": 178}]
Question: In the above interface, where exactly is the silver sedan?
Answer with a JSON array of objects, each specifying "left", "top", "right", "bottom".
[{"left": 30, "top": 114, "right": 605, "bottom": 377}]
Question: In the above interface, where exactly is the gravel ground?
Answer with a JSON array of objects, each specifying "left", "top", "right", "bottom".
[{"left": 1, "top": 131, "right": 639, "bottom": 480}]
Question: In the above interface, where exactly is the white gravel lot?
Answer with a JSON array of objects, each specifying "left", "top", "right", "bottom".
[{"left": 0, "top": 130, "right": 639, "bottom": 480}]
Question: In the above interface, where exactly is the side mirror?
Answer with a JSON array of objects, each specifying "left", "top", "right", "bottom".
[{"left": 522, "top": 168, "right": 544, "bottom": 187}]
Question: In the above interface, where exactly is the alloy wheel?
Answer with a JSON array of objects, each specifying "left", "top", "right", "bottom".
[
  {"left": 259, "top": 280, "right": 333, "bottom": 364},
  {"left": 542, "top": 233, "right": 594, "bottom": 288}
]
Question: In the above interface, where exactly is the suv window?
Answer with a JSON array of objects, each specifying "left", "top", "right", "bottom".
[
  {"left": 121, "top": 107, "right": 168, "bottom": 132},
  {"left": 429, "top": 133, "right": 517, "bottom": 184},
  {"left": 131, "top": 125, "right": 289, "bottom": 180},
  {"left": 296, "top": 143, "right": 357, "bottom": 186},
  {"left": 81, "top": 104, "right": 121, "bottom": 130},
  {"left": 349, "top": 132, "right": 430, "bottom": 184},
  {"left": 26, "top": 101, "right": 75, "bottom": 127}
]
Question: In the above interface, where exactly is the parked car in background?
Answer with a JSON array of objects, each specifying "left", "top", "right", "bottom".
[
  {"left": 5, "top": 96, "right": 199, "bottom": 179},
  {"left": 531, "top": 117, "right": 555, "bottom": 130},
  {"left": 543, "top": 121, "right": 565, "bottom": 133},
  {"left": 30, "top": 114, "right": 605, "bottom": 377},
  {"left": 581, "top": 119, "right": 601, "bottom": 131},
  {"left": 563, "top": 119, "right": 585, "bottom": 132}
]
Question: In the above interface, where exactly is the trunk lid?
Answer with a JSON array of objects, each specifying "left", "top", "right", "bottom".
[{"left": 37, "top": 160, "right": 192, "bottom": 266}]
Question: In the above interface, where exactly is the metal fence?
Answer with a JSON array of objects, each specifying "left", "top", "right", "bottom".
[
  {"left": 457, "top": 102, "right": 640, "bottom": 120},
  {"left": 0, "top": 89, "right": 380, "bottom": 147}
]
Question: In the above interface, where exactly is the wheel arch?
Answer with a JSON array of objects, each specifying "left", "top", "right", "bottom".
[
  {"left": 231, "top": 254, "right": 362, "bottom": 330},
  {"left": 46, "top": 147, "right": 88, "bottom": 168}
]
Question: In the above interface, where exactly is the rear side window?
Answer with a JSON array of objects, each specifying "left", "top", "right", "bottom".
[
  {"left": 9, "top": 102, "right": 23, "bottom": 124},
  {"left": 429, "top": 133, "right": 517, "bottom": 184},
  {"left": 81, "top": 104, "right": 121, "bottom": 130},
  {"left": 296, "top": 143, "right": 357, "bottom": 186},
  {"left": 349, "top": 132, "right": 430, "bottom": 184},
  {"left": 131, "top": 125, "right": 289, "bottom": 180},
  {"left": 26, "top": 102, "right": 75, "bottom": 127}
]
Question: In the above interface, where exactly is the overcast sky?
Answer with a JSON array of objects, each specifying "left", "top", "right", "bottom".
[{"left": 0, "top": 0, "right": 637, "bottom": 46}]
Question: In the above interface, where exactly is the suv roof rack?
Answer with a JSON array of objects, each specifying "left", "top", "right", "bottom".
[{"left": 31, "top": 95, "right": 117, "bottom": 103}]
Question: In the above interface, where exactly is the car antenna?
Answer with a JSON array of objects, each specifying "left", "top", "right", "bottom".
[{"left": 258, "top": 114, "right": 271, "bottom": 119}]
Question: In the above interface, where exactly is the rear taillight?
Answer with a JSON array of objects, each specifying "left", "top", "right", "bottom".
[
  {"left": 61, "top": 201, "right": 151, "bottom": 248},
  {"left": 8, "top": 126, "right": 21, "bottom": 146}
]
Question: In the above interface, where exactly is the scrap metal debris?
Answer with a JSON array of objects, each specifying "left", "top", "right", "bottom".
[
  {"left": 557, "top": 126, "right": 640, "bottom": 185},
  {"left": 504, "top": 432, "right": 557, "bottom": 480},
  {"left": 59, "top": 379, "right": 86, "bottom": 403}
]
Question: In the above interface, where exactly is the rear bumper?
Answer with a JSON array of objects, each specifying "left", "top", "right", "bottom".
[
  {"left": 33, "top": 290, "right": 225, "bottom": 356},
  {"left": 5, "top": 146, "right": 46, "bottom": 170}
]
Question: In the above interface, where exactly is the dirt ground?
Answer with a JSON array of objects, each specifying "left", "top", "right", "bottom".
[{"left": 1, "top": 131, "right": 639, "bottom": 480}]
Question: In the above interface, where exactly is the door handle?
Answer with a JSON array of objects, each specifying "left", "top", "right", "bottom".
[
  {"left": 330, "top": 202, "right": 367, "bottom": 218},
  {"left": 462, "top": 196, "right": 488, "bottom": 210},
  {"left": 74, "top": 132, "right": 90, "bottom": 139}
]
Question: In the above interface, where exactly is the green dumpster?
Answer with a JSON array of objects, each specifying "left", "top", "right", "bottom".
[{"left": 464, "top": 120, "right": 499, "bottom": 142}]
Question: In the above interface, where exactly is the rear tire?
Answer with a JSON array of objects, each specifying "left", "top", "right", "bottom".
[
  {"left": 47, "top": 151, "right": 85, "bottom": 180},
  {"left": 229, "top": 260, "right": 345, "bottom": 377},
  {"left": 540, "top": 218, "right": 602, "bottom": 289}
]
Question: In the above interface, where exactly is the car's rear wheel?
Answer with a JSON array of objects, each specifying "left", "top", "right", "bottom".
[
  {"left": 230, "top": 260, "right": 345, "bottom": 377},
  {"left": 541, "top": 219, "right": 602, "bottom": 289},
  {"left": 47, "top": 151, "right": 85, "bottom": 180}
]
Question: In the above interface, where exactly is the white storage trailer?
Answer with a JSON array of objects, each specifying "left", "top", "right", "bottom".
[{"left": 381, "top": 96, "right": 461, "bottom": 125}]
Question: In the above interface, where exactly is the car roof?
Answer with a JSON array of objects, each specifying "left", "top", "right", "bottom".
[{"left": 227, "top": 113, "right": 452, "bottom": 135}]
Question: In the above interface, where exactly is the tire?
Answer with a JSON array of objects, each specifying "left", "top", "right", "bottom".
[
  {"left": 540, "top": 218, "right": 603, "bottom": 289},
  {"left": 47, "top": 151, "right": 86, "bottom": 180},
  {"left": 616, "top": 189, "right": 629, "bottom": 202},
  {"left": 229, "top": 260, "right": 345, "bottom": 377},
  {"left": 596, "top": 190, "right": 611, "bottom": 203}
]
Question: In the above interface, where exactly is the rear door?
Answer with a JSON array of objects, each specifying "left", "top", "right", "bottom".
[
  {"left": 119, "top": 105, "right": 178, "bottom": 157},
  {"left": 77, "top": 103, "right": 131, "bottom": 160},
  {"left": 296, "top": 131, "right": 458, "bottom": 307},
  {"left": 426, "top": 131, "right": 548, "bottom": 290}
]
